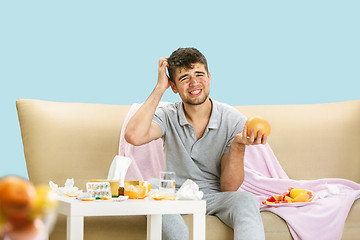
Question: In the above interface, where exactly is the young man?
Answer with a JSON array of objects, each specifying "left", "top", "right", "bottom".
[{"left": 125, "top": 48, "right": 266, "bottom": 240}]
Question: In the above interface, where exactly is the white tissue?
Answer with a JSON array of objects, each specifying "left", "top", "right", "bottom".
[
  {"left": 107, "top": 155, "right": 132, "bottom": 181},
  {"left": 177, "top": 179, "right": 204, "bottom": 200},
  {"left": 317, "top": 182, "right": 341, "bottom": 199},
  {"left": 49, "top": 178, "right": 82, "bottom": 196},
  {"left": 326, "top": 182, "right": 341, "bottom": 195},
  {"left": 107, "top": 155, "right": 132, "bottom": 187}
]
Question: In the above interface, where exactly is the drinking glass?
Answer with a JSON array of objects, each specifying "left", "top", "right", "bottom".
[{"left": 159, "top": 171, "right": 176, "bottom": 194}]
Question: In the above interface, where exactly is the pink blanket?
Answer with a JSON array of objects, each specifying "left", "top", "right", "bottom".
[
  {"left": 241, "top": 144, "right": 360, "bottom": 240},
  {"left": 119, "top": 103, "right": 360, "bottom": 240},
  {"left": 119, "top": 103, "right": 165, "bottom": 181}
]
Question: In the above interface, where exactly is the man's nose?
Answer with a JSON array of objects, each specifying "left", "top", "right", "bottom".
[{"left": 189, "top": 76, "right": 199, "bottom": 85}]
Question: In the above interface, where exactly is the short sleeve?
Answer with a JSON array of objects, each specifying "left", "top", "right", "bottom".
[
  {"left": 152, "top": 106, "right": 167, "bottom": 137},
  {"left": 223, "top": 112, "right": 247, "bottom": 154}
]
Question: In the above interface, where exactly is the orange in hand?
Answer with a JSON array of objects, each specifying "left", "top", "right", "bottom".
[{"left": 245, "top": 116, "right": 271, "bottom": 139}]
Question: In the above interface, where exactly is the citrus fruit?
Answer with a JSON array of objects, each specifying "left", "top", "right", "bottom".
[
  {"left": 292, "top": 193, "right": 308, "bottom": 202},
  {"left": 64, "top": 192, "right": 80, "bottom": 197},
  {"left": 307, "top": 190, "right": 315, "bottom": 202},
  {"left": 124, "top": 185, "right": 138, "bottom": 199},
  {"left": 124, "top": 181, "right": 152, "bottom": 199},
  {"left": 139, "top": 181, "right": 152, "bottom": 192},
  {"left": 262, "top": 187, "right": 315, "bottom": 205},
  {"left": 30, "top": 185, "right": 58, "bottom": 220},
  {"left": 289, "top": 188, "right": 308, "bottom": 198},
  {"left": 245, "top": 116, "right": 271, "bottom": 139},
  {"left": 136, "top": 185, "right": 147, "bottom": 199},
  {"left": 289, "top": 188, "right": 315, "bottom": 202},
  {"left": 78, "top": 196, "right": 96, "bottom": 201},
  {"left": 150, "top": 192, "right": 166, "bottom": 200},
  {"left": 99, "top": 196, "right": 112, "bottom": 200},
  {"left": 284, "top": 196, "right": 293, "bottom": 203},
  {"left": 0, "top": 176, "right": 36, "bottom": 228}
]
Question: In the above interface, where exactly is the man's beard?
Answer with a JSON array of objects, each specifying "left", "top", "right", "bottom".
[{"left": 183, "top": 92, "right": 209, "bottom": 106}]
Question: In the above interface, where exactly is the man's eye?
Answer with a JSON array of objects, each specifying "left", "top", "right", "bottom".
[{"left": 196, "top": 74, "right": 204, "bottom": 77}]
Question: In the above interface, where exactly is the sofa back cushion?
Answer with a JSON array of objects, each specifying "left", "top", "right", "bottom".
[
  {"left": 16, "top": 99, "right": 130, "bottom": 188},
  {"left": 235, "top": 100, "right": 360, "bottom": 182}
]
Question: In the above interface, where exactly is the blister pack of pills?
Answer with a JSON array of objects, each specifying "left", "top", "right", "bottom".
[{"left": 86, "top": 182, "right": 112, "bottom": 198}]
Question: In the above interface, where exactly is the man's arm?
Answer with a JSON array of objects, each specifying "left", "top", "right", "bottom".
[
  {"left": 220, "top": 126, "right": 267, "bottom": 191},
  {"left": 124, "top": 58, "right": 170, "bottom": 146}
]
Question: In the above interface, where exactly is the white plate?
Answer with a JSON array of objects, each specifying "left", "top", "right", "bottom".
[{"left": 262, "top": 201, "right": 315, "bottom": 207}]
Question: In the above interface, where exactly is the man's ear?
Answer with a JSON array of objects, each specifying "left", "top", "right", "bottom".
[{"left": 169, "top": 80, "right": 178, "bottom": 94}]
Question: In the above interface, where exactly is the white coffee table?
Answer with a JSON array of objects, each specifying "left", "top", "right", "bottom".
[{"left": 56, "top": 196, "right": 206, "bottom": 240}]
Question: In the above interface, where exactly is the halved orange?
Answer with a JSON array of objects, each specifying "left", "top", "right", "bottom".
[
  {"left": 136, "top": 185, "right": 147, "bottom": 199},
  {"left": 139, "top": 181, "right": 152, "bottom": 192},
  {"left": 124, "top": 185, "right": 139, "bottom": 199},
  {"left": 125, "top": 181, "right": 152, "bottom": 199}
]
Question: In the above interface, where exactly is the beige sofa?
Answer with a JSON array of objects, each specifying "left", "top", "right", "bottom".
[{"left": 16, "top": 98, "right": 360, "bottom": 240}]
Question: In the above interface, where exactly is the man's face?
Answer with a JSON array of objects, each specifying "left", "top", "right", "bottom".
[{"left": 170, "top": 63, "right": 211, "bottom": 106}]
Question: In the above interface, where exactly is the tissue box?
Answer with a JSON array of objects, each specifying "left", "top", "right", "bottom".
[
  {"left": 90, "top": 179, "right": 119, "bottom": 197},
  {"left": 124, "top": 180, "right": 139, "bottom": 188}
]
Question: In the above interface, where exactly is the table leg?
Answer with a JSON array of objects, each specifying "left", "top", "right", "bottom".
[
  {"left": 189, "top": 213, "right": 205, "bottom": 240},
  {"left": 147, "top": 214, "right": 162, "bottom": 240},
  {"left": 67, "top": 216, "right": 84, "bottom": 240}
]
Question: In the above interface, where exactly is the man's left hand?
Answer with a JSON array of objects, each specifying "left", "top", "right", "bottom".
[{"left": 233, "top": 125, "right": 267, "bottom": 145}]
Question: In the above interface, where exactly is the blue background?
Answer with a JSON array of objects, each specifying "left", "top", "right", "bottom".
[{"left": 1, "top": 1, "right": 359, "bottom": 179}]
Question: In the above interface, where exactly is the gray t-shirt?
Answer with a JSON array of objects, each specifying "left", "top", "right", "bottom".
[{"left": 153, "top": 99, "right": 246, "bottom": 193}]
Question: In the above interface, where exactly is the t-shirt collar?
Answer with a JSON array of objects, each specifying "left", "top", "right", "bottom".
[{"left": 178, "top": 98, "right": 219, "bottom": 129}]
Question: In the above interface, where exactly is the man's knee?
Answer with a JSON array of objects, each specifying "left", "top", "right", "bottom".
[
  {"left": 230, "top": 191, "right": 258, "bottom": 205},
  {"left": 227, "top": 191, "right": 260, "bottom": 217}
]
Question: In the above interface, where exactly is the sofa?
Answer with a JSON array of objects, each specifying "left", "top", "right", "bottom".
[{"left": 16, "top": 98, "right": 360, "bottom": 240}]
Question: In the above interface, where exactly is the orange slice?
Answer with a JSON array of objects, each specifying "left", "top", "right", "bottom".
[
  {"left": 150, "top": 192, "right": 166, "bottom": 200},
  {"left": 100, "top": 196, "right": 112, "bottom": 200},
  {"left": 64, "top": 192, "right": 80, "bottom": 197},
  {"left": 307, "top": 190, "right": 315, "bottom": 202}
]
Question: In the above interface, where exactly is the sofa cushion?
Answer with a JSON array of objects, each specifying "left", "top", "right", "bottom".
[{"left": 235, "top": 101, "right": 360, "bottom": 182}]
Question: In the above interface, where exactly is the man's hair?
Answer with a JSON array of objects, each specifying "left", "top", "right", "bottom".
[{"left": 167, "top": 48, "right": 208, "bottom": 82}]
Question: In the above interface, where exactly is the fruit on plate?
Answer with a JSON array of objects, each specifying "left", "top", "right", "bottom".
[
  {"left": 262, "top": 187, "right": 314, "bottom": 204},
  {"left": 245, "top": 116, "right": 271, "bottom": 139}
]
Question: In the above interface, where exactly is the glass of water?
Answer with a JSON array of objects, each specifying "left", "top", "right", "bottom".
[{"left": 159, "top": 171, "right": 176, "bottom": 194}]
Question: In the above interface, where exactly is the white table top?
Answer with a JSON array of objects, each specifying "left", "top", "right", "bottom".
[{"left": 57, "top": 196, "right": 206, "bottom": 217}]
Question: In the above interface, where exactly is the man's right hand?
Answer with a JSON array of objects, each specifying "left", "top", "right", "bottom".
[
  {"left": 124, "top": 58, "right": 168, "bottom": 146},
  {"left": 157, "top": 57, "right": 171, "bottom": 91}
]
